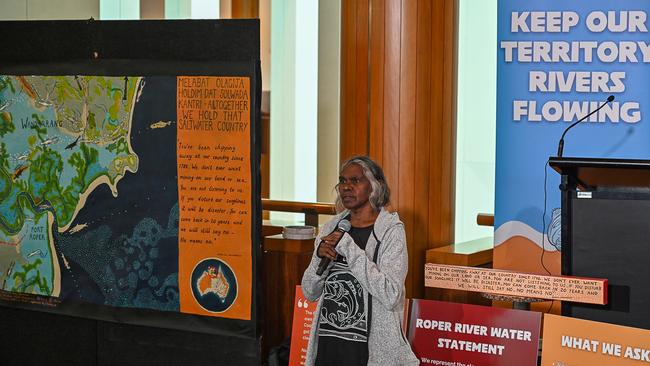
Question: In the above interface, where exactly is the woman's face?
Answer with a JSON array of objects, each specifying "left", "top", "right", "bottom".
[{"left": 338, "top": 163, "right": 373, "bottom": 210}]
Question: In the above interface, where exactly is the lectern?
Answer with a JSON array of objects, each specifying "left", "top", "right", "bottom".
[{"left": 550, "top": 157, "right": 650, "bottom": 330}]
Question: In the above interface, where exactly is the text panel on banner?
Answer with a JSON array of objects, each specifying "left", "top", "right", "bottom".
[
  {"left": 177, "top": 76, "right": 252, "bottom": 320},
  {"left": 495, "top": 2, "right": 650, "bottom": 285}
]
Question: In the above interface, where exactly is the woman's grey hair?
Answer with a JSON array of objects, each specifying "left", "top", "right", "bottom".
[{"left": 335, "top": 155, "right": 391, "bottom": 213}]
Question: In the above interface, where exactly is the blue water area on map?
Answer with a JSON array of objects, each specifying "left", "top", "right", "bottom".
[{"left": 54, "top": 76, "right": 180, "bottom": 311}]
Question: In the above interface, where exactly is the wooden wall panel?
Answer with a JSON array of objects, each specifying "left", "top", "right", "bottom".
[
  {"left": 398, "top": 0, "right": 417, "bottom": 295},
  {"left": 442, "top": 0, "right": 458, "bottom": 244},
  {"left": 381, "top": 0, "right": 401, "bottom": 209},
  {"left": 354, "top": 0, "right": 370, "bottom": 155},
  {"left": 429, "top": 0, "right": 445, "bottom": 247},
  {"left": 341, "top": 0, "right": 371, "bottom": 160},
  {"left": 340, "top": 1, "right": 355, "bottom": 159},
  {"left": 231, "top": 0, "right": 258, "bottom": 18},
  {"left": 262, "top": 235, "right": 313, "bottom": 358},
  {"left": 261, "top": 91, "right": 270, "bottom": 200},
  {"left": 340, "top": 0, "right": 458, "bottom": 298},
  {"left": 413, "top": 0, "right": 433, "bottom": 298},
  {"left": 368, "top": 0, "right": 385, "bottom": 162}
]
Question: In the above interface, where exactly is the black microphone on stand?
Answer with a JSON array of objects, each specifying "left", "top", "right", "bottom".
[
  {"left": 316, "top": 219, "right": 351, "bottom": 275},
  {"left": 557, "top": 95, "right": 615, "bottom": 157}
]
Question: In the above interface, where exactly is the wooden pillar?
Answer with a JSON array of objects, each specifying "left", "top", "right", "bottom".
[
  {"left": 340, "top": 0, "right": 458, "bottom": 299},
  {"left": 140, "top": 0, "right": 164, "bottom": 19},
  {"left": 231, "top": 0, "right": 258, "bottom": 18}
]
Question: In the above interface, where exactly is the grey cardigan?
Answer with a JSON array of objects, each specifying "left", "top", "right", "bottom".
[{"left": 301, "top": 208, "right": 419, "bottom": 365}]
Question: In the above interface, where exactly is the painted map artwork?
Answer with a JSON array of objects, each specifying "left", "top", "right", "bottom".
[{"left": 0, "top": 75, "right": 182, "bottom": 311}]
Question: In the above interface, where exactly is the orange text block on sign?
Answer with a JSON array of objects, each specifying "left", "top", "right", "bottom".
[
  {"left": 177, "top": 76, "right": 252, "bottom": 320},
  {"left": 542, "top": 314, "right": 650, "bottom": 366}
]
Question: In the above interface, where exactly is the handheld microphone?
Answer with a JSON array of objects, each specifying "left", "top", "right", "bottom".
[
  {"left": 316, "top": 219, "right": 351, "bottom": 275},
  {"left": 557, "top": 95, "right": 615, "bottom": 157}
]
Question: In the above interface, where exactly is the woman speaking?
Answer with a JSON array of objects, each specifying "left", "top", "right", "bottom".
[{"left": 301, "top": 156, "right": 418, "bottom": 365}]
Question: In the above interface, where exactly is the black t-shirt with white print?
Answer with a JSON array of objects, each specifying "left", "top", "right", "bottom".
[{"left": 315, "top": 224, "right": 374, "bottom": 366}]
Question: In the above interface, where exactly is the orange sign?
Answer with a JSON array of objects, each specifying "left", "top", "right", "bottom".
[
  {"left": 176, "top": 76, "right": 252, "bottom": 320},
  {"left": 289, "top": 286, "right": 317, "bottom": 366},
  {"left": 425, "top": 264, "right": 607, "bottom": 305},
  {"left": 541, "top": 314, "right": 650, "bottom": 365}
]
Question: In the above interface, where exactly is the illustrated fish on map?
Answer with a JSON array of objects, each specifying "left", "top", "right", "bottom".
[
  {"left": 41, "top": 136, "right": 60, "bottom": 146},
  {"left": 136, "top": 79, "right": 145, "bottom": 102},
  {"left": 61, "top": 253, "right": 71, "bottom": 270},
  {"left": 149, "top": 121, "right": 173, "bottom": 130},
  {"left": 68, "top": 223, "right": 88, "bottom": 234},
  {"left": 12, "top": 164, "right": 29, "bottom": 181},
  {"left": 65, "top": 136, "right": 81, "bottom": 150},
  {"left": 35, "top": 94, "right": 54, "bottom": 107},
  {"left": 27, "top": 249, "right": 47, "bottom": 259},
  {"left": 32, "top": 82, "right": 56, "bottom": 108},
  {"left": 16, "top": 152, "right": 29, "bottom": 161},
  {"left": 36, "top": 100, "right": 53, "bottom": 107},
  {"left": 0, "top": 99, "right": 12, "bottom": 111},
  {"left": 38, "top": 203, "right": 52, "bottom": 211},
  {"left": 3, "top": 261, "right": 15, "bottom": 288}
]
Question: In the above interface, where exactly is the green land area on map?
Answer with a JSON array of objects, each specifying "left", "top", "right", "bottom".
[{"left": 0, "top": 75, "right": 140, "bottom": 296}]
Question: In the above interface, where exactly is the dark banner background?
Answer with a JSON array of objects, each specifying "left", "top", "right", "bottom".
[{"left": 0, "top": 19, "right": 262, "bottom": 365}]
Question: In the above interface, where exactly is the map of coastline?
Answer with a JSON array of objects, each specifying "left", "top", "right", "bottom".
[{"left": 0, "top": 75, "right": 140, "bottom": 297}]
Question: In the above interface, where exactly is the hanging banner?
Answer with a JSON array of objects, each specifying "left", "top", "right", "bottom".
[
  {"left": 0, "top": 74, "right": 255, "bottom": 321},
  {"left": 541, "top": 314, "right": 650, "bottom": 365},
  {"left": 408, "top": 299, "right": 541, "bottom": 366},
  {"left": 495, "top": 1, "right": 650, "bottom": 280},
  {"left": 0, "top": 19, "right": 262, "bottom": 364}
]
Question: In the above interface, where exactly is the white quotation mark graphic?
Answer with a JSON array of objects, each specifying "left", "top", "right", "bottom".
[{"left": 298, "top": 298, "right": 309, "bottom": 309}]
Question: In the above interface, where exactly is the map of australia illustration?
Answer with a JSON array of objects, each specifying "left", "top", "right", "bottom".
[{"left": 0, "top": 75, "right": 139, "bottom": 297}]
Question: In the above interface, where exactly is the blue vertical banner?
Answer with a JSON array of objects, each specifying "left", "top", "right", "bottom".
[{"left": 495, "top": 1, "right": 650, "bottom": 280}]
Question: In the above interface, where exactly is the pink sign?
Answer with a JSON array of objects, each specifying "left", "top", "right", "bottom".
[{"left": 408, "top": 299, "right": 541, "bottom": 366}]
